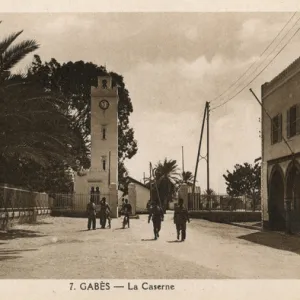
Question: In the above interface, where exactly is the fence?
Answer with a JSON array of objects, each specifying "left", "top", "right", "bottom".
[
  {"left": 50, "top": 193, "right": 111, "bottom": 212},
  {"left": 187, "top": 192, "right": 261, "bottom": 212},
  {"left": 0, "top": 185, "right": 50, "bottom": 227}
]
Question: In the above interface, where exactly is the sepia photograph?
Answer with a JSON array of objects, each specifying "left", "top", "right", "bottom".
[{"left": 1, "top": 10, "right": 300, "bottom": 281}]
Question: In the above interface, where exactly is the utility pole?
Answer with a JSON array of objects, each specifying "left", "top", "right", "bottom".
[
  {"left": 192, "top": 103, "right": 208, "bottom": 201},
  {"left": 143, "top": 172, "right": 146, "bottom": 184},
  {"left": 149, "top": 163, "right": 152, "bottom": 201},
  {"left": 207, "top": 102, "right": 210, "bottom": 194},
  {"left": 108, "top": 151, "right": 111, "bottom": 186},
  {"left": 182, "top": 146, "right": 185, "bottom": 173}
]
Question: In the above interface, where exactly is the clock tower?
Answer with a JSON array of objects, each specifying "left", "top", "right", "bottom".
[{"left": 74, "top": 75, "right": 118, "bottom": 215}]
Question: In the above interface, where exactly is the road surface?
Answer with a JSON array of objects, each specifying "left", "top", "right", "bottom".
[{"left": 1, "top": 212, "right": 300, "bottom": 279}]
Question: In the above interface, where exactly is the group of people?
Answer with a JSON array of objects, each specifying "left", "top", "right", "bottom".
[
  {"left": 86, "top": 197, "right": 132, "bottom": 230},
  {"left": 86, "top": 196, "right": 190, "bottom": 242},
  {"left": 147, "top": 198, "right": 190, "bottom": 241},
  {"left": 86, "top": 197, "right": 111, "bottom": 230}
]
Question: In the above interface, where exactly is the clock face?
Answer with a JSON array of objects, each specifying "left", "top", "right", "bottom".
[{"left": 99, "top": 99, "right": 109, "bottom": 110}]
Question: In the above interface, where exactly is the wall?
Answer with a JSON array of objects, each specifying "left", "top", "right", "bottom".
[
  {"left": 135, "top": 184, "right": 150, "bottom": 213},
  {"left": 189, "top": 211, "right": 261, "bottom": 223},
  {"left": 262, "top": 70, "right": 300, "bottom": 162}
]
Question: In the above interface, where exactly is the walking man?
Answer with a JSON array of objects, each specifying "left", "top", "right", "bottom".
[
  {"left": 122, "top": 199, "right": 132, "bottom": 228},
  {"left": 99, "top": 197, "right": 111, "bottom": 229},
  {"left": 148, "top": 202, "right": 164, "bottom": 240},
  {"left": 86, "top": 198, "right": 96, "bottom": 230},
  {"left": 120, "top": 198, "right": 125, "bottom": 216},
  {"left": 174, "top": 198, "right": 190, "bottom": 241}
]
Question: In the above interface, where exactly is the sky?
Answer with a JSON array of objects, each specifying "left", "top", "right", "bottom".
[{"left": 1, "top": 12, "right": 300, "bottom": 193}]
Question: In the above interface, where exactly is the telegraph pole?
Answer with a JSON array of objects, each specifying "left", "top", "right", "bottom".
[
  {"left": 108, "top": 151, "right": 111, "bottom": 186},
  {"left": 192, "top": 103, "right": 208, "bottom": 201},
  {"left": 182, "top": 146, "right": 185, "bottom": 173},
  {"left": 207, "top": 102, "right": 210, "bottom": 193},
  {"left": 149, "top": 163, "right": 152, "bottom": 201}
]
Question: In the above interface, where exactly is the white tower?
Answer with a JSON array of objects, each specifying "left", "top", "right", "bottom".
[{"left": 74, "top": 75, "right": 118, "bottom": 208}]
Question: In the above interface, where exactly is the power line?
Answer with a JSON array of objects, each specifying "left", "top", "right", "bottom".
[
  {"left": 211, "top": 24, "right": 300, "bottom": 112},
  {"left": 210, "top": 12, "right": 298, "bottom": 105},
  {"left": 212, "top": 15, "right": 300, "bottom": 110}
]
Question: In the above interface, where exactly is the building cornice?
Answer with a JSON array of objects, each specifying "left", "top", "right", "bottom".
[{"left": 262, "top": 56, "right": 300, "bottom": 99}]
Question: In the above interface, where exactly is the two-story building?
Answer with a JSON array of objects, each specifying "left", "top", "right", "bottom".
[{"left": 261, "top": 57, "right": 300, "bottom": 233}]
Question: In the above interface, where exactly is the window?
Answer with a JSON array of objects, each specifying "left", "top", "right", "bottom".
[
  {"left": 102, "top": 156, "right": 107, "bottom": 171},
  {"left": 101, "top": 125, "right": 107, "bottom": 140},
  {"left": 287, "top": 104, "right": 300, "bottom": 138},
  {"left": 271, "top": 114, "right": 282, "bottom": 145},
  {"left": 102, "top": 79, "right": 108, "bottom": 89}
]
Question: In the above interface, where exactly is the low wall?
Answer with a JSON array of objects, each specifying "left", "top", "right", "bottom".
[
  {"left": 189, "top": 211, "right": 261, "bottom": 223},
  {"left": 0, "top": 207, "right": 51, "bottom": 230}
]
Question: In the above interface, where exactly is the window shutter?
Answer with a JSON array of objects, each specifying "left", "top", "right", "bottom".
[
  {"left": 278, "top": 114, "right": 282, "bottom": 142},
  {"left": 287, "top": 108, "right": 291, "bottom": 138},
  {"left": 296, "top": 103, "right": 300, "bottom": 134}
]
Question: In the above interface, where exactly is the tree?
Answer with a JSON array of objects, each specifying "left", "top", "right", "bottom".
[
  {"left": 0, "top": 28, "right": 85, "bottom": 192},
  {"left": 223, "top": 162, "right": 261, "bottom": 211},
  {"left": 180, "top": 171, "right": 194, "bottom": 186},
  {"left": 202, "top": 188, "right": 218, "bottom": 210},
  {"left": 27, "top": 56, "right": 138, "bottom": 192},
  {"left": 151, "top": 158, "right": 180, "bottom": 212}
]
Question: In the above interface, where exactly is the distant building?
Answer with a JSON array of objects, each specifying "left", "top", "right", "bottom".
[
  {"left": 261, "top": 57, "right": 300, "bottom": 232},
  {"left": 127, "top": 177, "right": 150, "bottom": 213}
]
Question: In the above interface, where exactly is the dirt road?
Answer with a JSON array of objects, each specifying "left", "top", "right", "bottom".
[{"left": 1, "top": 212, "right": 300, "bottom": 279}]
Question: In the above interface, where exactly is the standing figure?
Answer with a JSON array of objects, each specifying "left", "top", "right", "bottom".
[
  {"left": 99, "top": 197, "right": 111, "bottom": 229},
  {"left": 148, "top": 202, "right": 164, "bottom": 240},
  {"left": 174, "top": 198, "right": 190, "bottom": 241},
  {"left": 90, "top": 187, "right": 95, "bottom": 202},
  {"left": 121, "top": 199, "right": 132, "bottom": 228},
  {"left": 86, "top": 198, "right": 96, "bottom": 230},
  {"left": 95, "top": 187, "right": 100, "bottom": 204}
]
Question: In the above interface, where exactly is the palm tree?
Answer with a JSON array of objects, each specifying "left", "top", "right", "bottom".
[
  {"left": 0, "top": 30, "right": 39, "bottom": 77},
  {"left": 202, "top": 188, "right": 218, "bottom": 210},
  {"left": 0, "top": 27, "right": 86, "bottom": 188},
  {"left": 152, "top": 158, "right": 180, "bottom": 212},
  {"left": 180, "top": 171, "right": 194, "bottom": 186}
]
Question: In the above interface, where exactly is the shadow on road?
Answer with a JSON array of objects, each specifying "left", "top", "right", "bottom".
[
  {"left": 228, "top": 222, "right": 262, "bottom": 231},
  {"left": 0, "top": 248, "right": 38, "bottom": 262},
  {"left": 167, "top": 240, "right": 181, "bottom": 243},
  {"left": 238, "top": 231, "right": 300, "bottom": 255},
  {"left": 77, "top": 228, "right": 112, "bottom": 232},
  {"left": 141, "top": 238, "right": 156, "bottom": 241},
  {"left": 29, "top": 221, "right": 54, "bottom": 226},
  {"left": 0, "top": 229, "right": 46, "bottom": 240}
]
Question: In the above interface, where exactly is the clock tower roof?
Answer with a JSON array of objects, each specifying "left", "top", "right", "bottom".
[{"left": 91, "top": 75, "right": 118, "bottom": 97}]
